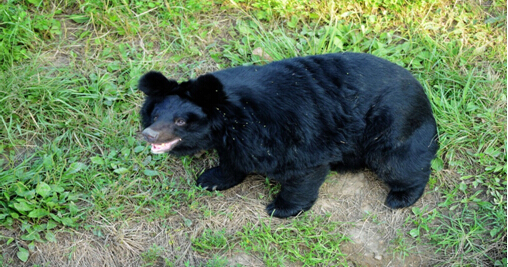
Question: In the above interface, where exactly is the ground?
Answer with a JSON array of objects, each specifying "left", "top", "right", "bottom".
[{"left": 2, "top": 169, "right": 441, "bottom": 266}]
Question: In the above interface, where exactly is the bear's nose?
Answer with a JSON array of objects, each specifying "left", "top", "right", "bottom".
[{"left": 142, "top": 128, "right": 159, "bottom": 143}]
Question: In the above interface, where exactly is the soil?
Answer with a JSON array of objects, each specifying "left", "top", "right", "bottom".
[{"left": 2, "top": 170, "right": 441, "bottom": 267}]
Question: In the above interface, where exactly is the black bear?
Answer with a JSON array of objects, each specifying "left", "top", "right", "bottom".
[{"left": 139, "top": 53, "right": 439, "bottom": 218}]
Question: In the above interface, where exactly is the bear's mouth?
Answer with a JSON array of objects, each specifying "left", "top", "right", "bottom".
[{"left": 151, "top": 138, "right": 182, "bottom": 154}]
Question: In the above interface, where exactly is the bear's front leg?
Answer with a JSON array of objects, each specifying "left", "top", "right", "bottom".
[
  {"left": 196, "top": 166, "right": 246, "bottom": 191},
  {"left": 266, "top": 165, "right": 329, "bottom": 218}
]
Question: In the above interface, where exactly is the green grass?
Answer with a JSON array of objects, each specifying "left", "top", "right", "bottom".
[
  {"left": 237, "top": 216, "right": 349, "bottom": 266},
  {"left": 1, "top": 0, "right": 506, "bottom": 266},
  {"left": 192, "top": 216, "right": 349, "bottom": 266}
]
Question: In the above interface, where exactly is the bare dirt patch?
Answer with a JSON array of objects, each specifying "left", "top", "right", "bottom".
[
  {"left": 316, "top": 172, "right": 439, "bottom": 267},
  {"left": 3, "top": 170, "right": 441, "bottom": 267}
]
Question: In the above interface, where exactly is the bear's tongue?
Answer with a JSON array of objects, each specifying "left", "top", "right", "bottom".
[{"left": 151, "top": 139, "right": 181, "bottom": 154}]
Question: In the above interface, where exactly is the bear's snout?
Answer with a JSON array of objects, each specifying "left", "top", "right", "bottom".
[{"left": 142, "top": 127, "right": 159, "bottom": 143}]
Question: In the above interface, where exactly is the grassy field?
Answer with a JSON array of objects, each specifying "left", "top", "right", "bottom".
[{"left": 0, "top": 0, "right": 506, "bottom": 266}]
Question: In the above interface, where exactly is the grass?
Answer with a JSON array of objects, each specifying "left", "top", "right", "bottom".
[
  {"left": 237, "top": 216, "right": 349, "bottom": 266},
  {"left": 1, "top": 0, "right": 506, "bottom": 266}
]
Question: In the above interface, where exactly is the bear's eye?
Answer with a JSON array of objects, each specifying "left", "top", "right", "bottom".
[
  {"left": 175, "top": 118, "right": 186, "bottom": 126},
  {"left": 153, "top": 115, "right": 159, "bottom": 122}
]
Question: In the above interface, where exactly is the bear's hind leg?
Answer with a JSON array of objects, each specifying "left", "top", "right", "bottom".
[
  {"left": 368, "top": 137, "right": 437, "bottom": 209},
  {"left": 369, "top": 150, "right": 433, "bottom": 209},
  {"left": 266, "top": 165, "right": 329, "bottom": 218}
]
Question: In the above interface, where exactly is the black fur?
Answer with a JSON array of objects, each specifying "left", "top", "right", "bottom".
[{"left": 139, "top": 53, "right": 439, "bottom": 218}]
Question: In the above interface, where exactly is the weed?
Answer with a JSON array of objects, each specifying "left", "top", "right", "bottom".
[
  {"left": 390, "top": 230, "right": 415, "bottom": 262},
  {"left": 140, "top": 244, "right": 165, "bottom": 266},
  {"left": 407, "top": 206, "right": 439, "bottom": 241},
  {"left": 429, "top": 206, "right": 502, "bottom": 266},
  {"left": 192, "top": 228, "right": 230, "bottom": 253},
  {"left": 238, "top": 215, "right": 349, "bottom": 266}
]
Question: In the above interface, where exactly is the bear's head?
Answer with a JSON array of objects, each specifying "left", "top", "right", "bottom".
[{"left": 138, "top": 71, "right": 226, "bottom": 156}]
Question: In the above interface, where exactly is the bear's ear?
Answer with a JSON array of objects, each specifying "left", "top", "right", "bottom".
[
  {"left": 138, "top": 71, "right": 178, "bottom": 97},
  {"left": 187, "top": 74, "right": 227, "bottom": 111}
]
